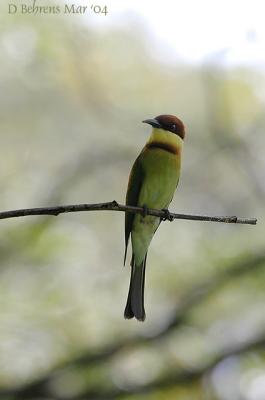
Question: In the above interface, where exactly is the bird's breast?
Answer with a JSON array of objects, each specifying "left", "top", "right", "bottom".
[{"left": 138, "top": 146, "right": 181, "bottom": 210}]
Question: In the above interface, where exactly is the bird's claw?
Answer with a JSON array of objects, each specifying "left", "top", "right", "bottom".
[
  {"left": 111, "top": 200, "right": 119, "bottom": 207},
  {"left": 141, "top": 204, "right": 148, "bottom": 218},
  {"left": 161, "top": 208, "right": 173, "bottom": 222}
]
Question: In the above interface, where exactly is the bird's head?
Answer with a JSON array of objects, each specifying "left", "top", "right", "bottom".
[{"left": 142, "top": 114, "right": 185, "bottom": 139}]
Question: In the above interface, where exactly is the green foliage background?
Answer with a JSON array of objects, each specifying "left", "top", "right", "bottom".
[{"left": 0, "top": 2, "right": 264, "bottom": 399}]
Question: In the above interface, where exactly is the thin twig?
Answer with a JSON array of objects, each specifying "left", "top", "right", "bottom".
[{"left": 0, "top": 201, "right": 257, "bottom": 225}]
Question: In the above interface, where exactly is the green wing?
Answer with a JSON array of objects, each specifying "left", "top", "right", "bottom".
[{"left": 124, "top": 154, "right": 144, "bottom": 265}]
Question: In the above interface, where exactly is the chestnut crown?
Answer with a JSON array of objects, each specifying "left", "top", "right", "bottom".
[{"left": 143, "top": 114, "right": 185, "bottom": 139}]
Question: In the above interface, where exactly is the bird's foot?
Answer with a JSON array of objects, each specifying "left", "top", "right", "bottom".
[
  {"left": 111, "top": 200, "right": 119, "bottom": 207},
  {"left": 141, "top": 204, "right": 149, "bottom": 218},
  {"left": 161, "top": 208, "right": 173, "bottom": 222}
]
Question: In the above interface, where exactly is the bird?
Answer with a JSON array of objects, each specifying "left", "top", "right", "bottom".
[{"left": 124, "top": 114, "right": 186, "bottom": 321}]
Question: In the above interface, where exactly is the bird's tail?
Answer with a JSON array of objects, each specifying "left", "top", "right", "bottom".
[{"left": 124, "top": 254, "right": 147, "bottom": 321}]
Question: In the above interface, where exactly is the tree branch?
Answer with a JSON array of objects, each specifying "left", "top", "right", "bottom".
[
  {"left": 1, "top": 332, "right": 265, "bottom": 399},
  {"left": 0, "top": 201, "right": 257, "bottom": 225},
  {"left": 1, "top": 251, "right": 264, "bottom": 400},
  {"left": 112, "top": 333, "right": 265, "bottom": 399}
]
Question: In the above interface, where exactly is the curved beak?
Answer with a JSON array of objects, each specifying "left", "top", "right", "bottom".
[{"left": 142, "top": 118, "right": 161, "bottom": 128}]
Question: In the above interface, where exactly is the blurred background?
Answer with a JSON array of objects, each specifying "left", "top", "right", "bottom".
[{"left": 0, "top": 0, "right": 265, "bottom": 399}]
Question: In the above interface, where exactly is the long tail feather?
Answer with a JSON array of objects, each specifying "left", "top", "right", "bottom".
[{"left": 124, "top": 254, "right": 147, "bottom": 321}]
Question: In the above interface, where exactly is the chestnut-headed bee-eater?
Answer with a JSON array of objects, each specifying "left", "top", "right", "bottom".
[{"left": 124, "top": 114, "right": 185, "bottom": 321}]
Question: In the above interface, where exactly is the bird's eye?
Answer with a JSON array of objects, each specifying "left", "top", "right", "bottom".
[{"left": 172, "top": 124, "right": 176, "bottom": 130}]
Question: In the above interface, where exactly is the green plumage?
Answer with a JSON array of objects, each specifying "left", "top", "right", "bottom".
[{"left": 124, "top": 126, "right": 183, "bottom": 321}]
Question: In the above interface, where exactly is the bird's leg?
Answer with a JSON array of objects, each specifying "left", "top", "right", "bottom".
[
  {"left": 141, "top": 204, "right": 149, "bottom": 218},
  {"left": 161, "top": 208, "right": 173, "bottom": 222}
]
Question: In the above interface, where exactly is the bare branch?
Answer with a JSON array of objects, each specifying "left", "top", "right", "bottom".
[{"left": 0, "top": 201, "right": 257, "bottom": 225}]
